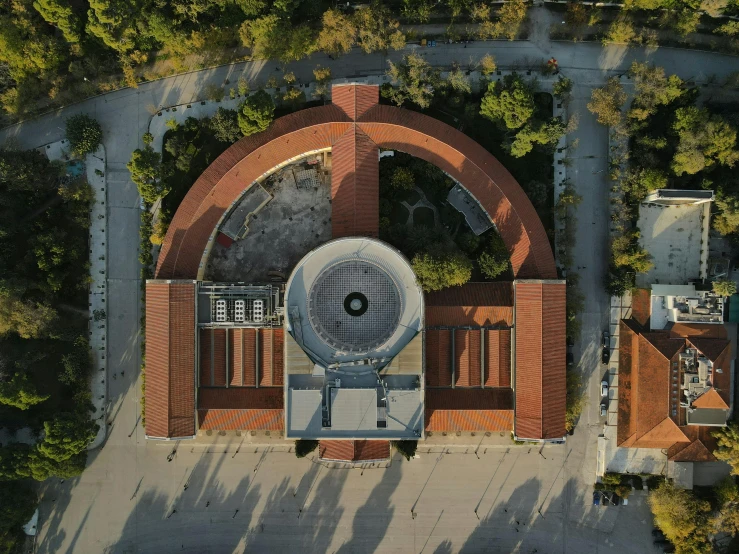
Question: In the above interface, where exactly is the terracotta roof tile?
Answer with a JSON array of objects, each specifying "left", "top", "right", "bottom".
[
  {"left": 667, "top": 439, "right": 716, "bottom": 462},
  {"left": 617, "top": 321, "right": 637, "bottom": 446},
  {"left": 425, "top": 329, "right": 452, "bottom": 387},
  {"left": 687, "top": 337, "right": 730, "bottom": 362},
  {"left": 145, "top": 281, "right": 196, "bottom": 438},
  {"left": 198, "top": 387, "right": 283, "bottom": 409},
  {"left": 514, "top": 281, "right": 566, "bottom": 440},
  {"left": 425, "top": 283, "right": 513, "bottom": 307},
  {"left": 198, "top": 409, "right": 283, "bottom": 431},
  {"left": 426, "top": 388, "right": 512, "bottom": 409},
  {"left": 331, "top": 84, "right": 379, "bottom": 121},
  {"left": 425, "top": 389, "right": 513, "bottom": 432},
  {"left": 319, "top": 440, "right": 390, "bottom": 462},
  {"left": 692, "top": 388, "right": 730, "bottom": 410},
  {"left": 425, "top": 306, "right": 513, "bottom": 327},
  {"left": 455, "top": 329, "right": 482, "bottom": 387},
  {"left": 631, "top": 289, "right": 651, "bottom": 328},
  {"left": 641, "top": 332, "right": 685, "bottom": 360},
  {"left": 669, "top": 323, "right": 727, "bottom": 339},
  {"left": 632, "top": 417, "right": 689, "bottom": 448},
  {"left": 157, "top": 86, "right": 555, "bottom": 281},
  {"left": 635, "top": 334, "right": 673, "bottom": 439},
  {"left": 331, "top": 126, "right": 379, "bottom": 238},
  {"left": 484, "top": 329, "right": 511, "bottom": 387}
]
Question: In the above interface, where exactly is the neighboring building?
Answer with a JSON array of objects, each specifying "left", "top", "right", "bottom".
[
  {"left": 617, "top": 288, "right": 733, "bottom": 484},
  {"left": 636, "top": 189, "right": 713, "bottom": 287},
  {"left": 144, "top": 84, "right": 567, "bottom": 460}
]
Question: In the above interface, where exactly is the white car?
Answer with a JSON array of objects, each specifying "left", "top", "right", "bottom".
[
  {"left": 600, "top": 402, "right": 607, "bottom": 417},
  {"left": 601, "top": 380, "right": 609, "bottom": 397}
]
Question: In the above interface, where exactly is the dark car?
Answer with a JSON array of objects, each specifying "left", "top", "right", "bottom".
[
  {"left": 601, "top": 346, "right": 610, "bottom": 365},
  {"left": 567, "top": 352, "right": 575, "bottom": 366},
  {"left": 592, "top": 491, "right": 601, "bottom": 506}
]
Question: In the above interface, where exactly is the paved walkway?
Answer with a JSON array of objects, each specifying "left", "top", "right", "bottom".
[{"left": 2, "top": 27, "right": 739, "bottom": 554}]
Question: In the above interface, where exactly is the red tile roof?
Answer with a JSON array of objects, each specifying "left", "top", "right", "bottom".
[
  {"left": 198, "top": 409, "right": 283, "bottom": 430},
  {"left": 425, "top": 283, "right": 513, "bottom": 307},
  {"left": 145, "top": 281, "right": 196, "bottom": 438},
  {"left": 668, "top": 439, "right": 716, "bottom": 462},
  {"left": 156, "top": 86, "right": 555, "bottom": 281},
  {"left": 425, "top": 306, "right": 513, "bottom": 327},
  {"left": 331, "top": 126, "right": 379, "bottom": 238},
  {"left": 485, "top": 329, "right": 511, "bottom": 387},
  {"left": 514, "top": 281, "right": 567, "bottom": 440},
  {"left": 198, "top": 328, "right": 284, "bottom": 389},
  {"left": 669, "top": 323, "right": 727, "bottom": 339},
  {"left": 319, "top": 440, "right": 390, "bottom": 462},
  {"left": 425, "top": 329, "right": 452, "bottom": 387},
  {"left": 618, "top": 319, "right": 733, "bottom": 451},
  {"left": 425, "top": 388, "right": 513, "bottom": 431},
  {"left": 692, "top": 388, "right": 730, "bottom": 410},
  {"left": 631, "top": 289, "right": 651, "bottom": 328},
  {"left": 198, "top": 387, "right": 283, "bottom": 409}
]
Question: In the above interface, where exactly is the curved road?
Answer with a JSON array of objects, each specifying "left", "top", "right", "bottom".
[{"left": 4, "top": 12, "right": 738, "bottom": 553}]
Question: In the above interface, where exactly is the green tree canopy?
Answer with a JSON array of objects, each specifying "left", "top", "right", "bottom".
[
  {"left": 671, "top": 107, "right": 739, "bottom": 175},
  {"left": 37, "top": 412, "right": 99, "bottom": 463},
  {"left": 354, "top": 3, "right": 405, "bottom": 54},
  {"left": 390, "top": 167, "right": 415, "bottom": 192},
  {"left": 552, "top": 76, "right": 573, "bottom": 102},
  {"left": 238, "top": 90, "right": 275, "bottom": 136},
  {"left": 127, "top": 145, "right": 169, "bottom": 204},
  {"left": 509, "top": 118, "right": 567, "bottom": 158},
  {"left": 316, "top": 9, "right": 356, "bottom": 57},
  {"left": 714, "top": 194, "right": 739, "bottom": 235},
  {"left": 587, "top": 77, "right": 626, "bottom": 127},
  {"left": 0, "top": 290, "right": 57, "bottom": 338},
  {"left": 0, "top": 480, "right": 37, "bottom": 553},
  {"left": 294, "top": 439, "right": 318, "bottom": 458},
  {"left": 648, "top": 480, "right": 711, "bottom": 553},
  {"left": 478, "top": 232, "right": 510, "bottom": 279},
  {"left": 412, "top": 250, "right": 472, "bottom": 292},
  {"left": 208, "top": 107, "right": 241, "bottom": 143},
  {"left": 0, "top": 372, "right": 49, "bottom": 410},
  {"left": 66, "top": 114, "right": 103, "bottom": 157},
  {"left": 628, "top": 62, "right": 684, "bottom": 121},
  {"left": 391, "top": 440, "right": 417, "bottom": 460},
  {"left": 385, "top": 52, "right": 439, "bottom": 109},
  {"left": 713, "top": 280, "right": 737, "bottom": 296},
  {"left": 480, "top": 73, "right": 535, "bottom": 130}
]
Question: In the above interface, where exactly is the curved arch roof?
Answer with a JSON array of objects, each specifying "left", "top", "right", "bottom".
[{"left": 155, "top": 85, "right": 556, "bottom": 281}]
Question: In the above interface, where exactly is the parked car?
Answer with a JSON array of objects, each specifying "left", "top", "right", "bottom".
[
  {"left": 601, "top": 380, "right": 609, "bottom": 397},
  {"left": 601, "top": 347, "right": 610, "bottom": 365},
  {"left": 602, "top": 330, "right": 610, "bottom": 348},
  {"left": 567, "top": 352, "right": 574, "bottom": 366},
  {"left": 592, "top": 491, "right": 601, "bottom": 506},
  {"left": 600, "top": 402, "right": 607, "bottom": 417}
]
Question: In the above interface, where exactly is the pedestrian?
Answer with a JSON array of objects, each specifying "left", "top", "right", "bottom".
[
  {"left": 121, "top": 371, "right": 124, "bottom": 377},
  {"left": 184, "top": 484, "right": 188, "bottom": 491},
  {"left": 206, "top": 501, "right": 210, "bottom": 508}
]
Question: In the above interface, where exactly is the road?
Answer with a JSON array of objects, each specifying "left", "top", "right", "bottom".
[{"left": 3, "top": 11, "right": 739, "bottom": 551}]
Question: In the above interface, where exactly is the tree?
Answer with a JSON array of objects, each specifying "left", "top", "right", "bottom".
[
  {"left": 294, "top": 439, "right": 318, "bottom": 458},
  {"left": 565, "top": 370, "right": 586, "bottom": 432},
  {"left": 671, "top": 107, "right": 739, "bottom": 176},
  {"left": 33, "top": 0, "right": 82, "bottom": 43},
  {"left": 480, "top": 73, "right": 535, "bottom": 130},
  {"left": 603, "top": 15, "right": 636, "bottom": 45},
  {"left": 479, "top": 54, "right": 496, "bottom": 76},
  {"left": 478, "top": 232, "right": 510, "bottom": 279},
  {"left": 385, "top": 52, "right": 439, "bottom": 109},
  {"left": 412, "top": 250, "right": 472, "bottom": 292},
  {"left": 0, "top": 481, "right": 36, "bottom": 554},
  {"left": 445, "top": 68, "right": 471, "bottom": 94},
  {"left": 509, "top": 118, "right": 567, "bottom": 157},
  {"left": 552, "top": 76, "right": 573, "bottom": 102},
  {"left": 127, "top": 145, "right": 169, "bottom": 204},
  {"left": 316, "top": 9, "right": 356, "bottom": 58},
  {"left": 497, "top": 0, "right": 528, "bottom": 40},
  {"left": 391, "top": 440, "right": 417, "bottom": 460},
  {"left": 354, "top": 4, "right": 405, "bottom": 54},
  {"left": 621, "top": 168, "right": 667, "bottom": 202},
  {"left": 713, "top": 476, "right": 739, "bottom": 535},
  {"left": 648, "top": 480, "right": 711, "bottom": 553},
  {"left": 0, "top": 293, "right": 57, "bottom": 339},
  {"left": 208, "top": 108, "right": 241, "bottom": 143},
  {"left": 713, "top": 280, "right": 737, "bottom": 297},
  {"left": 66, "top": 114, "right": 103, "bottom": 157},
  {"left": 715, "top": 423, "right": 739, "bottom": 476},
  {"left": 0, "top": 372, "right": 49, "bottom": 410},
  {"left": 239, "top": 15, "right": 315, "bottom": 62},
  {"left": 587, "top": 77, "right": 626, "bottom": 127},
  {"left": 714, "top": 194, "right": 739, "bottom": 235},
  {"left": 391, "top": 167, "right": 415, "bottom": 192},
  {"left": 628, "top": 62, "right": 684, "bottom": 120},
  {"left": 37, "top": 412, "right": 98, "bottom": 463},
  {"left": 238, "top": 90, "right": 275, "bottom": 136},
  {"left": 402, "top": 0, "right": 434, "bottom": 23}
]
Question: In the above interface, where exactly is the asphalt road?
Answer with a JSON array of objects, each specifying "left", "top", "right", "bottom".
[{"left": 3, "top": 16, "right": 738, "bottom": 552}]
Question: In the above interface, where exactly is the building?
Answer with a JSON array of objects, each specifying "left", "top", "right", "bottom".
[
  {"left": 144, "top": 84, "right": 566, "bottom": 460},
  {"left": 617, "top": 288, "right": 733, "bottom": 485}
]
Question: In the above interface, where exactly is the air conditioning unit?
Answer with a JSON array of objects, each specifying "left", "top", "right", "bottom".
[
  {"left": 253, "top": 299, "right": 264, "bottom": 322},
  {"left": 234, "top": 300, "right": 245, "bottom": 323},
  {"left": 215, "top": 299, "right": 227, "bottom": 322}
]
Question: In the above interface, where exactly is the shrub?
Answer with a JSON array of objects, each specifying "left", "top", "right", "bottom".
[
  {"left": 295, "top": 439, "right": 319, "bottom": 458},
  {"left": 65, "top": 114, "right": 103, "bottom": 156},
  {"left": 392, "top": 440, "right": 417, "bottom": 460},
  {"left": 238, "top": 90, "right": 275, "bottom": 136}
]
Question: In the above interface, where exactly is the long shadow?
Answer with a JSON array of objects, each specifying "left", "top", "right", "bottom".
[{"left": 334, "top": 457, "right": 403, "bottom": 554}]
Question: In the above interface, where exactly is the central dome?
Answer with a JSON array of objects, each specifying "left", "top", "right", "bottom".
[{"left": 308, "top": 259, "right": 401, "bottom": 353}]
